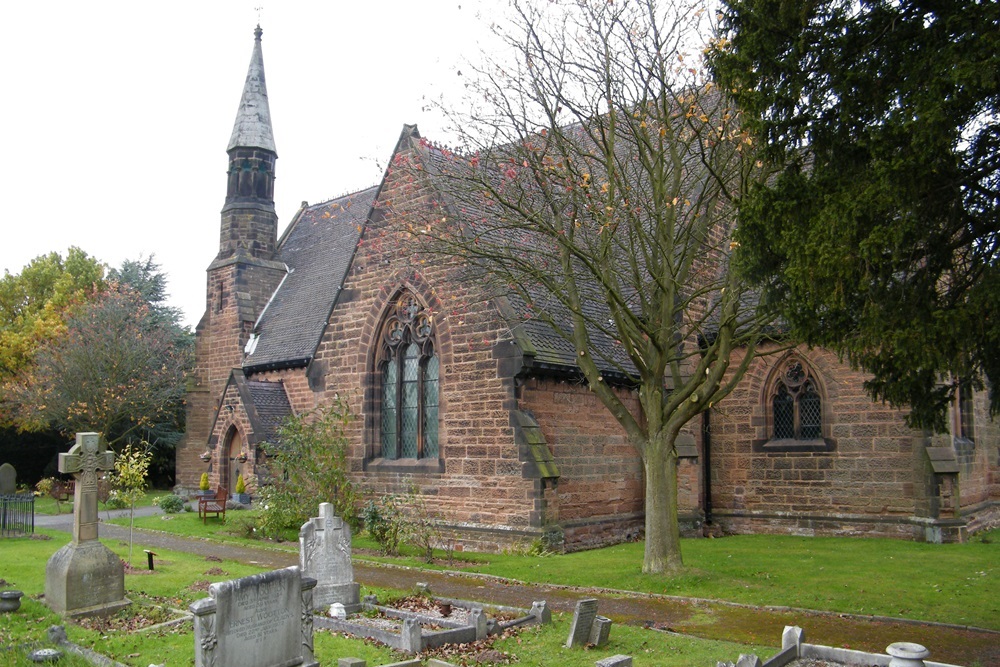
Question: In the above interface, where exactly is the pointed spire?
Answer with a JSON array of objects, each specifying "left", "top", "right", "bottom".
[{"left": 228, "top": 25, "right": 276, "bottom": 153}]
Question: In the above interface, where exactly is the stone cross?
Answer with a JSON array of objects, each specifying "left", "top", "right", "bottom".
[{"left": 58, "top": 433, "right": 114, "bottom": 544}]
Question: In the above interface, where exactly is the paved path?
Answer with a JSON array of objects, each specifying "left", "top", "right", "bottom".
[{"left": 39, "top": 513, "right": 999, "bottom": 666}]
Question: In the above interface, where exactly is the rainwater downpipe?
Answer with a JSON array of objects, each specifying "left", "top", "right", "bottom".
[{"left": 702, "top": 410, "right": 713, "bottom": 526}]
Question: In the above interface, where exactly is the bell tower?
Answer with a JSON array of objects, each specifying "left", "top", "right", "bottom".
[
  {"left": 220, "top": 24, "right": 278, "bottom": 259},
  {"left": 176, "top": 26, "right": 288, "bottom": 491}
]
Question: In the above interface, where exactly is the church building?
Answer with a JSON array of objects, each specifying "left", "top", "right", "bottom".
[{"left": 175, "top": 27, "right": 999, "bottom": 550}]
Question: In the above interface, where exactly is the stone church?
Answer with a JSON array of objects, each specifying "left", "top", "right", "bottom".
[{"left": 176, "top": 27, "right": 998, "bottom": 549}]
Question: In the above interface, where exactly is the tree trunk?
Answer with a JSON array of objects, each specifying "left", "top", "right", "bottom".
[{"left": 642, "top": 433, "right": 683, "bottom": 574}]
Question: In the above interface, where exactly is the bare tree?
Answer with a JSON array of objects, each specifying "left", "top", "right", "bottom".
[{"left": 398, "top": 0, "right": 777, "bottom": 572}]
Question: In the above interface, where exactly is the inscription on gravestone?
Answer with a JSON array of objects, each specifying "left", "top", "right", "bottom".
[
  {"left": 190, "top": 566, "right": 319, "bottom": 667},
  {"left": 0, "top": 463, "right": 15, "bottom": 495},
  {"left": 565, "top": 598, "right": 599, "bottom": 648},
  {"left": 300, "top": 503, "right": 361, "bottom": 611}
]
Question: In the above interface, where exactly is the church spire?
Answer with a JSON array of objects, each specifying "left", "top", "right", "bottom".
[
  {"left": 228, "top": 25, "right": 276, "bottom": 153},
  {"left": 219, "top": 25, "right": 279, "bottom": 258}
]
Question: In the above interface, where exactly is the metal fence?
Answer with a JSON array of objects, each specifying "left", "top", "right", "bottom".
[{"left": 0, "top": 493, "right": 34, "bottom": 537}]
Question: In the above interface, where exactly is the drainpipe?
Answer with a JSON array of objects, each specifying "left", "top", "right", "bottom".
[{"left": 702, "top": 410, "right": 713, "bottom": 525}]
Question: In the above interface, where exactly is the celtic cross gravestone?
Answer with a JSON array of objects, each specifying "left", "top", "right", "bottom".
[{"left": 45, "top": 433, "right": 128, "bottom": 618}]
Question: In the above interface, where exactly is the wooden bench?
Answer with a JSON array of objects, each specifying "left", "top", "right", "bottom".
[{"left": 198, "top": 487, "right": 228, "bottom": 524}]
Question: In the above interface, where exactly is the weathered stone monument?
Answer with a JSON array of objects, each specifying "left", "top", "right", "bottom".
[
  {"left": 190, "top": 566, "right": 319, "bottom": 667},
  {"left": 299, "top": 502, "right": 360, "bottom": 612},
  {"left": 45, "top": 433, "right": 128, "bottom": 618},
  {"left": 565, "top": 598, "right": 612, "bottom": 648},
  {"left": 0, "top": 462, "right": 15, "bottom": 495}
]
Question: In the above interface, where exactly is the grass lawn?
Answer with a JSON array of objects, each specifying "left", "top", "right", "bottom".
[
  {"left": 106, "top": 509, "right": 1000, "bottom": 631},
  {"left": 33, "top": 489, "right": 172, "bottom": 516},
  {"left": 0, "top": 531, "right": 765, "bottom": 667}
]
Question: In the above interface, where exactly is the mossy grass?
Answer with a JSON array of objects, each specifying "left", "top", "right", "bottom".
[
  {"left": 0, "top": 530, "right": 766, "bottom": 666},
  {"left": 108, "top": 507, "right": 300, "bottom": 548},
  {"left": 33, "top": 489, "right": 171, "bottom": 516},
  {"left": 352, "top": 531, "right": 1000, "bottom": 631},
  {"left": 105, "top": 507, "right": 1000, "bottom": 631}
]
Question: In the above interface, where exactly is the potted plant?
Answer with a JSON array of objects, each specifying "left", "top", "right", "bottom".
[
  {"left": 233, "top": 474, "right": 250, "bottom": 504},
  {"left": 198, "top": 472, "right": 213, "bottom": 498}
]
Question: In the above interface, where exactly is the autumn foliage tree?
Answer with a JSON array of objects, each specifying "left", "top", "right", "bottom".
[
  {"left": 5, "top": 283, "right": 191, "bottom": 450},
  {"left": 0, "top": 248, "right": 105, "bottom": 388},
  {"left": 401, "top": 0, "right": 776, "bottom": 572}
]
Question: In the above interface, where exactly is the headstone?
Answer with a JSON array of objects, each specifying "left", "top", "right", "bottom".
[
  {"left": 45, "top": 433, "right": 128, "bottom": 618},
  {"left": 190, "top": 566, "right": 318, "bottom": 667},
  {"left": 782, "top": 626, "right": 803, "bottom": 652},
  {"left": 589, "top": 615, "right": 612, "bottom": 647},
  {"left": 338, "top": 658, "right": 366, "bottom": 667},
  {"left": 0, "top": 463, "right": 15, "bottom": 495},
  {"left": 595, "top": 656, "right": 632, "bottom": 667},
  {"left": 471, "top": 608, "right": 487, "bottom": 640},
  {"left": 565, "top": 598, "right": 599, "bottom": 648},
  {"left": 299, "top": 503, "right": 361, "bottom": 612},
  {"left": 529, "top": 600, "right": 551, "bottom": 624}
]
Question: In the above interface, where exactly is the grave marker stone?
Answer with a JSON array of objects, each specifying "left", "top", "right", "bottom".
[
  {"left": 190, "top": 566, "right": 318, "bottom": 667},
  {"left": 595, "top": 656, "right": 632, "bottom": 667},
  {"left": 589, "top": 615, "right": 612, "bottom": 647},
  {"left": 299, "top": 502, "right": 361, "bottom": 612},
  {"left": 565, "top": 598, "right": 599, "bottom": 648},
  {"left": 0, "top": 463, "right": 15, "bottom": 495},
  {"left": 44, "top": 433, "right": 128, "bottom": 618}
]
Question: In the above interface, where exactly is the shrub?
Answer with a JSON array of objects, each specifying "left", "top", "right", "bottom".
[
  {"left": 361, "top": 495, "right": 406, "bottom": 556},
  {"left": 235, "top": 474, "right": 246, "bottom": 494},
  {"left": 199, "top": 472, "right": 210, "bottom": 491},
  {"left": 256, "top": 397, "right": 359, "bottom": 536},
  {"left": 105, "top": 491, "right": 128, "bottom": 510},
  {"left": 157, "top": 494, "right": 185, "bottom": 513}
]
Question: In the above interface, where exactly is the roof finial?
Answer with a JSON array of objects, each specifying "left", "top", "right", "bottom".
[{"left": 254, "top": 24, "right": 262, "bottom": 41}]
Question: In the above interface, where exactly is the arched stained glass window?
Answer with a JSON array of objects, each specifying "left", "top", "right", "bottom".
[
  {"left": 377, "top": 292, "right": 439, "bottom": 459},
  {"left": 770, "top": 358, "right": 823, "bottom": 441}
]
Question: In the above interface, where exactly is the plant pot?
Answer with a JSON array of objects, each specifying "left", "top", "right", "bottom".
[
  {"left": 0, "top": 590, "right": 23, "bottom": 613},
  {"left": 233, "top": 493, "right": 251, "bottom": 505}
]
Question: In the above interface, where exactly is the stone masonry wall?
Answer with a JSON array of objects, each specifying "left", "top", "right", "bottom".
[
  {"left": 312, "top": 149, "right": 541, "bottom": 550},
  {"left": 709, "top": 346, "right": 930, "bottom": 539},
  {"left": 176, "top": 258, "right": 284, "bottom": 491},
  {"left": 521, "top": 378, "right": 644, "bottom": 547},
  {"left": 957, "top": 388, "right": 1000, "bottom": 533}
]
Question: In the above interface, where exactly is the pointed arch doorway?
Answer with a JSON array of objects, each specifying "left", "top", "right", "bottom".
[{"left": 220, "top": 425, "right": 243, "bottom": 494}]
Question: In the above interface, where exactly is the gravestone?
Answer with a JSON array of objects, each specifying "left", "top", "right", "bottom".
[
  {"left": 596, "top": 657, "right": 632, "bottom": 667},
  {"left": 565, "top": 598, "right": 599, "bottom": 648},
  {"left": 590, "top": 615, "right": 612, "bottom": 647},
  {"left": 0, "top": 463, "right": 15, "bottom": 495},
  {"left": 299, "top": 502, "right": 360, "bottom": 612},
  {"left": 45, "top": 433, "right": 128, "bottom": 618},
  {"left": 190, "top": 566, "right": 319, "bottom": 667}
]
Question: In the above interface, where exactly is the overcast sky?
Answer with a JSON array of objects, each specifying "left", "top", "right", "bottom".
[{"left": 2, "top": 1, "right": 490, "bottom": 328}]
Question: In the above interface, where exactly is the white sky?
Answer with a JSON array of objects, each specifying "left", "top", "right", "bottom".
[{"left": 1, "top": 1, "right": 491, "bottom": 328}]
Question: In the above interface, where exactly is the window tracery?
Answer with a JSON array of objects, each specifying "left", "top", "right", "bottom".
[
  {"left": 376, "top": 292, "right": 439, "bottom": 459},
  {"left": 770, "top": 357, "right": 822, "bottom": 441}
]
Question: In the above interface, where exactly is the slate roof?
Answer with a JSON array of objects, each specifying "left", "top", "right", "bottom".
[
  {"left": 243, "top": 186, "right": 378, "bottom": 370},
  {"left": 228, "top": 26, "right": 276, "bottom": 153},
  {"left": 245, "top": 379, "right": 293, "bottom": 443}
]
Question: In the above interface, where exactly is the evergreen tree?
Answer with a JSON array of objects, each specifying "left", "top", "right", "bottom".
[{"left": 710, "top": 0, "right": 999, "bottom": 429}]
